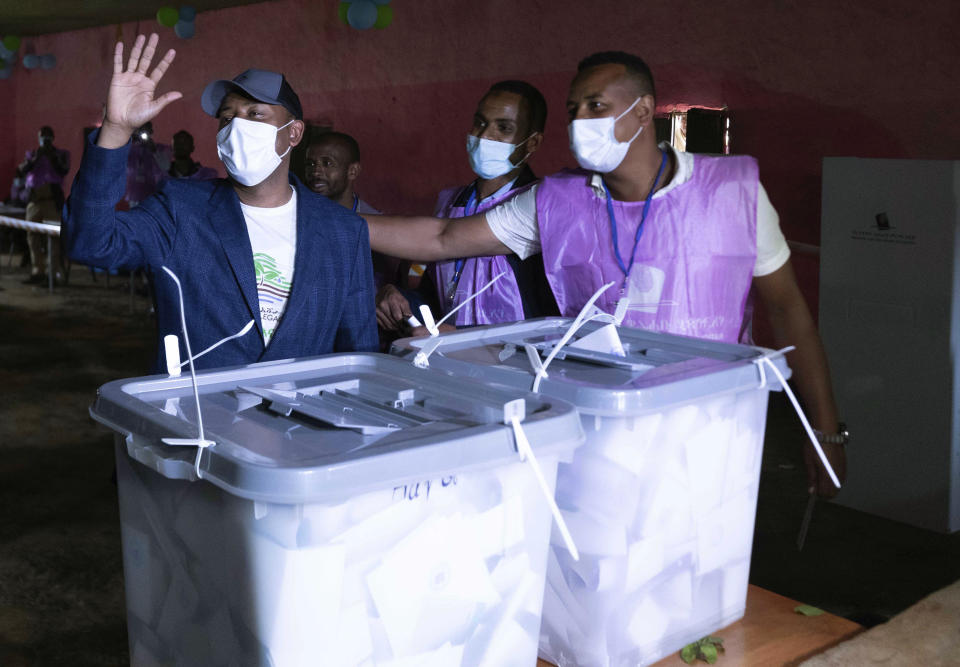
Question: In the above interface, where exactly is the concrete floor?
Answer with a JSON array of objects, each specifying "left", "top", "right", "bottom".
[{"left": 1, "top": 254, "right": 958, "bottom": 665}]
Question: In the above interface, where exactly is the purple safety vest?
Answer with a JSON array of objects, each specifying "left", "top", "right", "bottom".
[
  {"left": 536, "top": 154, "right": 759, "bottom": 343},
  {"left": 24, "top": 148, "right": 69, "bottom": 190},
  {"left": 431, "top": 182, "right": 531, "bottom": 326}
]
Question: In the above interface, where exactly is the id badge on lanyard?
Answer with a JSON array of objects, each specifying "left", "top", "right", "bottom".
[
  {"left": 606, "top": 149, "right": 668, "bottom": 298},
  {"left": 445, "top": 186, "right": 479, "bottom": 302}
]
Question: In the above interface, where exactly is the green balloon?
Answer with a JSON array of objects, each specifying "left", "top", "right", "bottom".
[
  {"left": 3, "top": 35, "right": 21, "bottom": 51},
  {"left": 157, "top": 7, "right": 179, "bottom": 28},
  {"left": 374, "top": 4, "right": 393, "bottom": 29},
  {"left": 338, "top": 2, "right": 351, "bottom": 24}
]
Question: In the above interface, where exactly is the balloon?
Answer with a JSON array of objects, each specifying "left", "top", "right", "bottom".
[
  {"left": 0, "top": 43, "right": 11, "bottom": 60},
  {"left": 22, "top": 54, "right": 39, "bottom": 69},
  {"left": 374, "top": 4, "right": 393, "bottom": 28},
  {"left": 174, "top": 20, "right": 195, "bottom": 39},
  {"left": 373, "top": 0, "right": 391, "bottom": 4},
  {"left": 179, "top": 5, "right": 196, "bottom": 21},
  {"left": 338, "top": 2, "right": 351, "bottom": 25},
  {"left": 40, "top": 54, "right": 56, "bottom": 69},
  {"left": 347, "top": 0, "right": 377, "bottom": 29},
  {"left": 2, "top": 35, "right": 21, "bottom": 52},
  {"left": 0, "top": 67, "right": 11, "bottom": 80},
  {"left": 157, "top": 6, "right": 179, "bottom": 27}
]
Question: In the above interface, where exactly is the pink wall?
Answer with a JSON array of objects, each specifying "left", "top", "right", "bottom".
[{"left": 3, "top": 0, "right": 959, "bottom": 314}]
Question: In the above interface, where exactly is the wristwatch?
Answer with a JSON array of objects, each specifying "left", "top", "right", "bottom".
[{"left": 813, "top": 422, "right": 849, "bottom": 446}]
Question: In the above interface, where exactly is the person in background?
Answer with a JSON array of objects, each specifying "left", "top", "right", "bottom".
[
  {"left": 168, "top": 130, "right": 218, "bottom": 180},
  {"left": 64, "top": 34, "right": 377, "bottom": 372},
  {"left": 19, "top": 125, "right": 69, "bottom": 284},
  {"left": 305, "top": 132, "right": 378, "bottom": 214},
  {"left": 375, "top": 80, "right": 553, "bottom": 335},
  {"left": 124, "top": 120, "right": 171, "bottom": 207},
  {"left": 304, "top": 131, "right": 405, "bottom": 298},
  {"left": 365, "top": 51, "right": 846, "bottom": 498}
]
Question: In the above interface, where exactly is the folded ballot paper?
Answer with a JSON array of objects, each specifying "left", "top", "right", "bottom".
[
  {"left": 390, "top": 318, "right": 790, "bottom": 667},
  {"left": 94, "top": 353, "right": 583, "bottom": 666}
]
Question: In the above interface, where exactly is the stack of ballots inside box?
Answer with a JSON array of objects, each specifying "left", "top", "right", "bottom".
[
  {"left": 91, "top": 353, "right": 584, "bottom": 666},
  {"left": 392, "top": 318, "right": 789, "bottom": 666}
]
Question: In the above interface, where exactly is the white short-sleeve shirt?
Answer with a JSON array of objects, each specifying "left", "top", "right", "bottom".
[{"left": 485, "top": 144, "right": 790, "bottom": 277}]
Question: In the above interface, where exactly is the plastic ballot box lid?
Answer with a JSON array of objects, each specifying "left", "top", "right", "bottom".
[
  {"left": 392, "top": 318, "right": 791, "bottom": 416},
  {"left": 91, "top": 352, "right": 584, "bottom": 503}
]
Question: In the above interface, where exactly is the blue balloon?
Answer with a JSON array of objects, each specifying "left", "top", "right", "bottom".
[
  {"left": 0, "top": 44, "right": 12, "bottom": 60},
  {"left": 347, "top": 0, "right": 378, "bottom": 29},
  {"left": 40, "top": 54, "right": 56, "bottom": 69},
  {"left": 22, "top": 53, "right": 39, "bottom": 69},
  {"left": 179, "top": 5, "right": 196, "bottom": 21},
  {"left": 0, "top": 67, "right": 11, "bottom": 80},
  {"left": 373, "top": 0, "right": 391, "bottom": 4},
  {"left": 174, "top": 19, "right": 195, "bottom": 39}
]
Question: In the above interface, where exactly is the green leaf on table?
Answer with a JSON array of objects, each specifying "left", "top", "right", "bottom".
[
  {"left": 794, "top": 604, "right": 825, "bottom": 616},
  {"left": 701, "top": 643, "right": 719, "bottom": 663},
  {"left": 680, "top": 642, "right": 698, "bottom": 663}
]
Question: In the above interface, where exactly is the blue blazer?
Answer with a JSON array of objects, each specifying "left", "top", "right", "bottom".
[{"left": 64, "top": 132, "right": 378, "bottom": 373}]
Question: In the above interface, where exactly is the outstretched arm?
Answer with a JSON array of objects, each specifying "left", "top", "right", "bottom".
[
  {"left": 63, "top": 33, "right": 183, "bottom": 270},
  {"left": 365, "top": 212, "right": 511, "bottom": 262},
  {"left": 754, "top": 260, "right": 846, "bottom": 498}
]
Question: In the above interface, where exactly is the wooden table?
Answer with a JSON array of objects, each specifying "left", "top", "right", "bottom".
[{"left": 537, "top": 585, "right": 862, "bottom": 667}]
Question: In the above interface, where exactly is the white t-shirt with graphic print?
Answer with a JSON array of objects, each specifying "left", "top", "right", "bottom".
[{"left": 239, "top": 187, "right": 297, "bottom": 345}]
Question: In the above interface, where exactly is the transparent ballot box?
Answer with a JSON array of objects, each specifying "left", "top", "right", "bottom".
[
  {"left": 393, "top": 319, "right": 790, "bottom": 667},
  {"left": 91, "top": 353, "right": 584, "bottom": 667}
]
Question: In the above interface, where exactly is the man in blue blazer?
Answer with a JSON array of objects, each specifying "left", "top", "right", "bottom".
[{"left": 64, "top": 34, "right": 378, "bottom": 372}]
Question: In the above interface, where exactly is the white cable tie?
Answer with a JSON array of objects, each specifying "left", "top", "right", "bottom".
[
  {"left": 412, "top": 336, "right": 443, "bottom": 369},
  {"left": 531, "top": 281, "right": 616, "bottom": 392},
  {"left": 435, "top": 271, "right": 507, "bottom": 328},
  {"left": 406, "top": 314, "right": 422, "bottom": 329},
  {"left": 613, "top": 297, "right": 629, "bottom": 325},
  {"left": 178, "top": 319, "right": 255, "bottom": 368},
  {"left": 755, "top": 350, "right": 840, "bottom": 489},
  {"left": 164, "top": 335, "right": 182, "bottom": 377},
  {"left": 524, "top": 344, "right": 548, "bottom": 383},
  {"left": 160, "top": 265, "right": 214, "bottom": 481},
  {"left": 509, "top": 415, "right": 579, "bottom": 561},
  {"left": 419, "top": 304, "right": 439, "bottom": 337}
]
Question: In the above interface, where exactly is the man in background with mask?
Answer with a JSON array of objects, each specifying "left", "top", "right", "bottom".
[
  {"left": 19, "top": 125, "right": 69, "bottom": 284},
  {"left": 365, "top": 51, "right": 845, "bottom": 498},
  {"left": 64, "top": 33, "right": 377, "bottom": 372},
  {"left": 375, "top": 80, "right": 555, "bottom": 334}
]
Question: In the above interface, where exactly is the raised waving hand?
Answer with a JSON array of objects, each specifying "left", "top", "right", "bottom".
[{"left": 97, "top": 34, "right": 182, "bottom": 149}]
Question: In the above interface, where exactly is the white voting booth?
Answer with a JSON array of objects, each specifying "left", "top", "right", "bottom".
[{"left": 820, "top": 157, "right": 960, "bottom": 533}]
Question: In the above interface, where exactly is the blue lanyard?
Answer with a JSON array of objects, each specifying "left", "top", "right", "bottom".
[
  {"left": 351, "top": 193, "right": 359, "bottom": 213},
  {"left": 451, "top": 185, "right": 480, "bottom": 284},
  {"left": 604, "top": 149, "right": 668, "bottom": 290}
]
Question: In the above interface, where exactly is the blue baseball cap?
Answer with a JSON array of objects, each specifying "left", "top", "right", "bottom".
[{"left": 201, "top": 68, "right": 303, "bottom": 120}]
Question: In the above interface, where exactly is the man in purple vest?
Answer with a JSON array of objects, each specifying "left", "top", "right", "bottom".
[
  {"left": 19, "top": 125, "right": 70, "bottom": 284},
  {"left": 365, "top": 52, "right": 845, "bottom": 497},
  {"left": 375, "top": 80, "right": 556, "bottom": 334}
]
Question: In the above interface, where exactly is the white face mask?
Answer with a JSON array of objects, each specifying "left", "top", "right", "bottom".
[
  {"left": 217, "top": 117, "right": 294, "bottom": 186},
  {"left": 568, "top": 96, "right": 643, "bottom": 173},
  {"left": 465, "top": 133, "right": 532, "bottom": 180}
]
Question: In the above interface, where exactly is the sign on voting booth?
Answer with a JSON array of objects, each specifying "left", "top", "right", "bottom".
[
  {"left": 91, "top": 353, "right": 584, "bottom": 666},
  {"left": 393, "top": 318, "right": 790, "bottom": 667}
]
